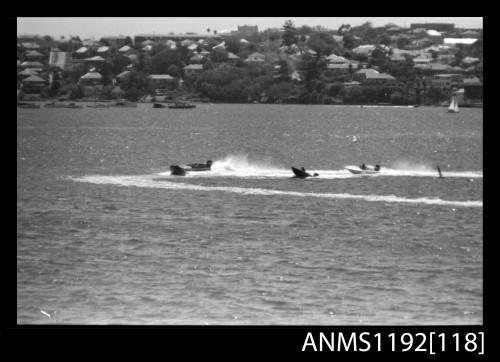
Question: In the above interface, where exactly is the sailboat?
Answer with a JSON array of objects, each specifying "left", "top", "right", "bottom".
[{"left": 448, "top": 96, "right": 459, "bottom": 113}]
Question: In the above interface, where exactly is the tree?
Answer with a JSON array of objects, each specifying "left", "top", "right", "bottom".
[
  {"left": 48, "top": 71, "right": 60, "bottom": 97},
  {"left": 167, "top": 64, "right": 181, "bottom": 78},
  {"left": 125, "top": 36, "right": 133, "bottom": 46},
  {"left": 278, "top": 59, "right": 290, "bottom": 80},
  {"left": 151, "top": 49, "right": 183, "bottom": 74},
  {"left": 327, "top": 82, "right": 344, "bottom": 97},
  {"left": 282, "top": 20, "right": 298, "bottom": 47},
  {"left": 338, "top": 24, "right": 351, "bottom": 34},
  {"left": 396, "top": 37, "right": 411, "bottom": 49},
  {"left": 120, "top": 71, "right": 154, "bottom": 101},
  {"left": 343, "top": 34, "right": 356, "bottom": 49},
  {"left": 225, "top": 37, "right": 241, "bottom": 55},
  {"left": 379, "top": 33, "right": 391, "bottom": 46}
]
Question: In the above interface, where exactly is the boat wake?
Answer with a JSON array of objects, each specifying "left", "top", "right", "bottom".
[
  {"left": 71, "top": 174, "right": 482, "bottom": 208},
  {"left": 157, "top": 154, "right": 483, "bottom": 180}
]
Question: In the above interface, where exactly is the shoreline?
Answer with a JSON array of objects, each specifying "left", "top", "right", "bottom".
[{"left": 17, "top": 99, "right": 483, "bottom": 108}]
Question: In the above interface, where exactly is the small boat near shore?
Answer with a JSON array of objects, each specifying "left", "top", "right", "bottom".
[
  {"left": 44, "top": 102, "right": 82, "bottom": 108},
  {"left": 153, "top": 103, "right": 167, "bottom": 108},
  {"left": 168, "top": 101, "right": 196, "bottom": 109},
  {"left": 87, "top": 103, "right": 110, "bottom": 108},
  {"left": 18, "top": 102, "right": 41, "bottom": 108},
  {"left": 113, "top": 99, "right": 137, "bottom": 107},
  {"left": 346, "top": 164, "right": 381, "bottom": 175}
]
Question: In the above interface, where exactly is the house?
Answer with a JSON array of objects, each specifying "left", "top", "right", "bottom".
[
  {"left": 325, "top": 54, "right": 348, "bottom": 64},
  {"left": 21, "top": 42, "right": 41, "bottom": 50},
  {"left": 188, "top": 43, "right": 199, "bottom": 52},
  {"left": 343, "top": 81, "right": 361, "bottom": 89},
  {"left": 443, "top": 38, "right": 478, "bottom": 46},
  {"left": 463, "top": 81, "right": 482, "bottom": 106},
  {"left": 75, "top": 46, "right": 89, "bottom": 58},
  {"left": 426, "top": 74, "right": 464, "bottom": 91},
  {"left": 100, "top": 35, "right": 128, "bottom": 48},
  {"left": 353, "top": 68, "right": 396, "bottom": 86},
  {"left": 21, "top": 74, "right": 46, "bottom": 93},
  {"left": 141, "top": 39, "right": 156, "bottom": 47},
  {"left": 353, "top": 68, "right": 380, "bottom": 82},
  {"left": 461, "top": 30, "right": 481, "bottom": 37},
  {"left": 412, "top": 54, "right": 433, "bottom": 64},
  {"left": 462, "top": 57, "right": 480, "bottom": 66},
  {"left": 291, "top": 70, "right": 303, "bottom": 82},
  {"left": 352, "top": 45, "right": 376, "bottom": 57},
  {"left": 410, "top": 38, "right": 434, "bottom": 48},
  {"left": 97, "top": 46, "right": 111, "bottom": 55},
  {"left": 363, "top": 72, "right": 397, "bottom": 86},
  {"left": 410, "top": 23, "right": 455, "bottom": 32},
  {"left": 227, "top": 52, "right": 240, "bottom": 62},
  {"left": 82, "top": 39, "right": 101, "bottom": 49},
  {"left": 390, "top": 54, "right": 406, "bottom": 62},
  {"left": 234, "top": 25, "right": 258, "bottom": 37},
  {"left": 148, "top": 74, "right": 178, "bottom": 90},
  {"left": 79, "top": 71, "right": 103, "bottom": 85},
  {"left": 426, "top": 30, "right": 442, "bottom": 37},
  {"left": 21, "top": 61, "right": 44, "bottom": 69},
  {"left": 84, "top": 55, "right": 106, "bottom": 70},
  {"left": 326, "top": 62, "right": 359, "bottom": 74},
  {"left": 134, "top": 33, "right": 221, "bottom": 46},
  {"left": 463, "top": 77, "right": 481, "bottom": 84},
  {"left": 18, "top": 68, "right": 40, "bottom": 78},
  {"left": 142, "top": 45, "right": 153, "bottom": 52},
  {"left": 118, "top": 45, "right": 132, "bottom": 54},
  {"left": 115, "top": 70, "right": 131, "bottom": 84},
  {"left": 213, "top": 42, "right": 226, "bottom": 50},
  {"left": 181, "top": 39, "right": 194, "bottom": 47},
  {"left": 332, "top": 35, "right": 344, "bottom": 45},
  {"left": 437, "top": 54, "right": 456, "bottom": 65},
  {"left": 245, "top": 52, "right": 265, "bottom": 63},
  {"left": 183, "top": 64, "right": 203, "bottom": 77},
  {"left": 25, "top": 50, "right": 44, "bottom": 60},
  {"left": 414, "top": 62, "right": 453, "bottom": 74},
  {"left": 190, "top": 53, "right": 204, "bottom": 63}
]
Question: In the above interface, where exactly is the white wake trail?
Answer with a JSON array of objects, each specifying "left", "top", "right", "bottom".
[{"left": 71, "top": 175, "right": 483, "bottom": 208}]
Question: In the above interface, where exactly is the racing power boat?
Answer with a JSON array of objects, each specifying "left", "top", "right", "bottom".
[
  {"left": 184, "top": 160, "right": 213, "bottom": 171},
  {"left": 345, "top": 164, "right": 381, "bottom": 175},
  {"left": 170, "top": 165, "right": 186, "bottom": 176},
  {"left": 170, "top": 160, "right": 213, "bottom": 176},
  {"left": 291, "top": 167, "right": 319, "bottom": 178}
]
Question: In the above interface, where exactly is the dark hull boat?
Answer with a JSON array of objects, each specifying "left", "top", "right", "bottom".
[
  {"left": 153, "top": 103, "right": 166, "bottom": 108},
  {"left": 168, "top": 101, "right": 196, "bottom": 109},
  {"left": 291, "top": 167, "right": 318, "bottom": 178},
  {"left": 170, "top": 160, "right": 212, "bottom": 176},
  {"left": 170, "top": 165, "right": 186, "bottom": 176},
  {"left": 184, "top": 160, "right": 213, "bottom": 172},
  {"left": 18, "top": 102, "right": 40, "bottom": 108}
]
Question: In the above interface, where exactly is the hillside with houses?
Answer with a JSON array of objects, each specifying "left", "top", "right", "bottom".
[{"left": 17, "top": 21, "right": 483, "bottom": 106}]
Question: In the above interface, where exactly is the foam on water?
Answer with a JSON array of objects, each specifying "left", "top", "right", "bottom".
[
  {"left": 71, "top": 174, "right": 482, "bottom": 208},
  {"left": 158, "top": 154, "right": 483, "bottom": 180}
]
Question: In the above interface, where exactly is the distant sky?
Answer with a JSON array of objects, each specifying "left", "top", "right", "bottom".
[{"left": 17, "top": 17, "right": 483, "bottom": 39}]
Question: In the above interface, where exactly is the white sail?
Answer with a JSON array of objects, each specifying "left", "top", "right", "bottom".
[{"left": 448, "top": 96, "right": 459, "bottom": 113}]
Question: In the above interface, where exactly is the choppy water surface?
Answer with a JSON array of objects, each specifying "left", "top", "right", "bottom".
[{"left": 17, "top": 104, "right": 483, "bottom": 324}]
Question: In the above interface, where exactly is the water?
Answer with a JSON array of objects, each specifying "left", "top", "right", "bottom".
[{"left": 17, "top": 104, "right": 483, "bottom": 325}]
